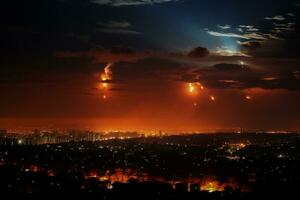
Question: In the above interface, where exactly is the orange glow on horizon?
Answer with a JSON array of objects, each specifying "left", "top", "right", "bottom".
[{"left": 201, "top": 180, "right": 224, "bottom": 192}]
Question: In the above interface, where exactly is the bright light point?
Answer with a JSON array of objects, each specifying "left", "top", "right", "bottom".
[
  {"left": 240, "top": 61, "right": 245, "bottom": 66},
  {"left": 17, "top": 139, "right": 23, "bottom": 144},
  {"left": 210, "top": 96, "right": 216, "bottom": 101},
  {"left": 196, "top": 83, "right": 204, "bottom": 90},
  {"left": 188, "top": 82, "right": 204, "bottom": 95},
  {"left": 101, "top": 74, "right": 107, "bottom": 81},
  {"left": 102, "top": 83, "right": 108, "bottom": 89},
  {"left": 239, "top": 143, "right": 246, "bottom": 148},
  {"left": 189, "top": 83, "right": 196, "bottom": 93},
  {"left": 245, "top": 95, "right": 252, "bottom": 100},
  {"left": 102, "top": 95, "right": 107, "bottom": 99}
]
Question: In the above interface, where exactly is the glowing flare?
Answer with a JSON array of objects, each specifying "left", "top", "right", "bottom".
[
  {"left": 99, "top": 63, "right": 113, "bottom": 99},
  {"left": 102, "top": 82, "right": 108, "bottom": 89},
  {"left": 188, "top": 82, "right": 204, "bottom": 95},
  {"left": 245, "top": 95, "right": 252, "bottom": 100},
  {"left": 210, "top": 96, "right": 216, "bottom": 101},
  {"left": 104, "top": 63, "right": 113, "bottom": 80},
  {"left": 196, "top": 82, "right": 204, "bottom": 90},
  {"left": 189, "top": 83, "right": 196, "bottom": 93},
  {"left": 101, "top": 74, "right": 108, "bottom": 81},
  {"left": 101, "top": 63, "right": 113, "bottom": 81},
  {"left": 239, "top": 143, "right": 246, "bottom": 148}
]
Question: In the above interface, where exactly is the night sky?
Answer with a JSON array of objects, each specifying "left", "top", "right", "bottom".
[{"left": 1, "top": 0, "right": 300, "bottom": 132}]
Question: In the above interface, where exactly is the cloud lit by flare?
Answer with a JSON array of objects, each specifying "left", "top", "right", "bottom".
[{"left": 101, "top": 63, "right": 113, "bottom": 81}]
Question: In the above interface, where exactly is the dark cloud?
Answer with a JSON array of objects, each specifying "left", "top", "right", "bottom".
[
  {"left": 187, "top": 46, "right": 210, "bottom": 58},
  {"left": 110, "top": 57, "right": 186, "bottom": 81},
  {"left": 242, "top": 36, "right": 300, "bottom": 58},
  {"left": 239, "top": 41, "right": 262, "bottom": 49},
  {"left": 111, "top": 46, "right": 136, "bottom": 54},
  {"left": 97, "top": 21, "right": 131, "bottom": 29},
  {"left": 182, "top": 62, "right": 300, "bottom": 91},
  {"left": 97, "top": 28, "right": 141, "bottom": 35},
  {"left": 213, "top": 63, "right": 250, "bottom": 71},
  {"left": 189, "top": 63, "right": 255, "bottom": 88},
  {"left": 55, "top": 47, "right": 151, "bottom": 63},
  {"left": 96, "top": 20, "right": 141, "bottom": 35}
]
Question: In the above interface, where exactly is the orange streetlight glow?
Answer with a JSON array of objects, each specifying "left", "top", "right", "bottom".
[{"left": 210, "top": 96, "right": 216, "bottom": 101}]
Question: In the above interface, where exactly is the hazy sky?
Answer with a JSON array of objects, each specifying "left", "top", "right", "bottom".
[{"left": 1, "top": 0, "right": 300, "bottom": 131}]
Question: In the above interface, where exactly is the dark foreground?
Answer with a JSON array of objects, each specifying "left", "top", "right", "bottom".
[{"left": 0, "top": 133, "right": 299, "bottom": 199}]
